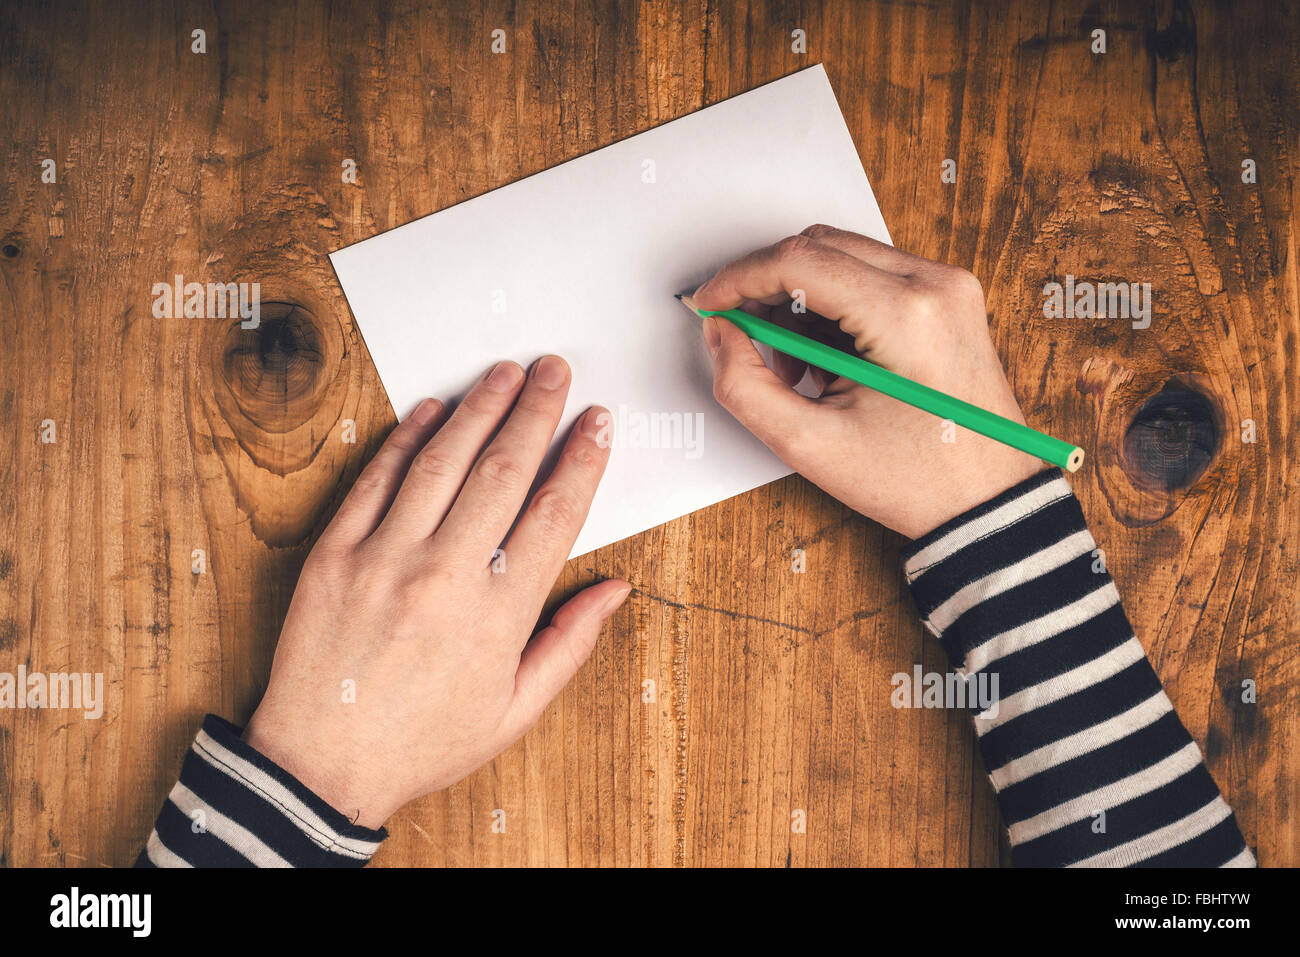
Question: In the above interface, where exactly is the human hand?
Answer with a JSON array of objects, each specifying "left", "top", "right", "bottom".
[
  {"left": 693, "top": 224, "right": 1045, "bottom": 539},
  {"left": 242, "top": 356, "right": 630, "bottom": 828}
]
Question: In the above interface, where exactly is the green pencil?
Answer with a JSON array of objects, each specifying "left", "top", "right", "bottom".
[{"left": 677, "top": 294, "right": 1084, "bottom": 473}]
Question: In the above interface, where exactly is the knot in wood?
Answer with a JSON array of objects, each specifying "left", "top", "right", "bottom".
[
  {"left": 1122, "top": 381, "right": 1219, "bottom": 492},
  {"left": 219, "top": 302, "right": 327, "bottom": 432}
]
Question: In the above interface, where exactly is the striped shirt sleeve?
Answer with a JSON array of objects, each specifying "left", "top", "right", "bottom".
[
  {"left": 901, "top": 468, "right": 1255, "bottom": 868},
  {"left": 135, "top": 714, "right": 387, "bottom": 868}
]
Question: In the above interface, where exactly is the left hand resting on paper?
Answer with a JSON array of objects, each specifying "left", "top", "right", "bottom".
[{"left": 242, "top": 356, "right": 630, "bottom": 828}]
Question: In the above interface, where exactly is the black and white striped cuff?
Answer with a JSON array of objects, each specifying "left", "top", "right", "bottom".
[
  {"left": 902, "top": 469, "right": 1097, "bottom": 666},
  {"left": 136, "top": 715, "right": 387, "bottom": 868},
  {"left": 900, "top": 469, "right": 1255, "bottom": 868}
]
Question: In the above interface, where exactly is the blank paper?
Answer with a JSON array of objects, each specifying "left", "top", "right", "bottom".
[{"left": 330, "top": 64, "right": 891, "bottom": 558}]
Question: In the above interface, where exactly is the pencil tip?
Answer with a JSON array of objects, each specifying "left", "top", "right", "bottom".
[{"left": 673, "top": 293, "right": 683, "bottom": 300}]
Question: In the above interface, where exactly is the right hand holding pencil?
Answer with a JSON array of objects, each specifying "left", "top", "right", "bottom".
[{"left": 692, "top": 224, "right": 1045, "bottom": 539}]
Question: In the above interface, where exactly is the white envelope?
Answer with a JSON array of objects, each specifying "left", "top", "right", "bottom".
[{"left": 330, "top": 64, "right": 891, "bottom": 558}]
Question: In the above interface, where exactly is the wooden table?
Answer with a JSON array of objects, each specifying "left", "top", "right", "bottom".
[{"left": 0, "top": 0, "right": 1293, "bottom": 867}]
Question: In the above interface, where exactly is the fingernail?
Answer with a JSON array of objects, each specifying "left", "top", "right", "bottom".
[
  {"left": 484, "top": 361, "right": 523, "bottom": 392},
  {"left": 694, "top": 277, "right": 717, "bottom": 300},
  {"left": 702, "top": 316, "right": 722, "bottom": 355},
  {"left": 602, "top": 581, "right": 633, "bottom": 614},
  {"left": 409, "top": 397, "right": 440, "bottom": 425},
  {"left": 531, "top": 355, "right": 568, "bottom": 389},
  {"left": 584, "top": 406, "right": 612, "bottom": 443}
]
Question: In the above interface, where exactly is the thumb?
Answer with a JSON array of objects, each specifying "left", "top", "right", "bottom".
[
  {"left": 704, "top": 315, "right": 829, "bottom": 464},
  {"left": 503, "top": 579, "right": 631, "bottom": 741}
]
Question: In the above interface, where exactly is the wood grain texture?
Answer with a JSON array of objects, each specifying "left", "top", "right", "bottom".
[{"left": 0, "top": 0, "right": 1294, "bottom": 867}]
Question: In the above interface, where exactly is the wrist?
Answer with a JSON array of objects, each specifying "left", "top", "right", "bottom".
[
  {"left": 242, "top": 710, "right": 397, "bottom": 830},
  {"left": 908, "top": 453, "right": 1048, "bottom": 539}
]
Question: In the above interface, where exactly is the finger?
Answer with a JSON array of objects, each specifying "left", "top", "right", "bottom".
[
  {"left": 374, "top": 361, "right": 526, "bottom": 543},
  {"left": 434, "top": 355, "right": 572, "bottom": 558},
  {"left": 320, "top": 398, "right": 447, "bottom": 547},
  {"left": 770, "top": 347, "right": 808, "bottom": 388},
  {"left": 738, "top": 298, "right": 774, "bottom": 318},
  {"left": 735, "top": 298, "right": 806, "bottom": 388},
  {"left": 692, "top": 234, "right": 912, "bottom": 355},
  {"left": 761, "top": 304, "right": 860, "bottom": 390},
  {"left": 498, "top": 406, "right": 612, "bottom": 602},
  {"left": 704, "top": 314, "right": 839, "bottom": 464},
  {"left": 798, "top": 223, "right": 927, "bottom": 276},
  {"left": 500, "top": 579, "right": 631, "bottom": 743},
  {"left": 809, "top": 366, "right": 839, "bottom": 395}
]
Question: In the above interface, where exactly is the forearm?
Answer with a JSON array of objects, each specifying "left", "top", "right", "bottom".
[{"left": 902, "top": 469, "right": 1254, "bottom": 867}]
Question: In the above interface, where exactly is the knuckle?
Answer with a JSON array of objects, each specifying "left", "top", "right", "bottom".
[
  {"left": 515, "top": 389, "right": 558, "bottom": 416},
  {"left": 462, "top": 385, "right": 506, "bottom": 415},
  {"left": 800, "top": 223, "right": 835, "bottom": 240},
  {"left": 388, "top": 561, "right": 456, "bottom": 618},
  {"left": 529, "top": 487, "right": 579, "bottom": 531},
  {"left": 901, "top": 285, "right": 941, "bottom": 321},
  {"left": 474, "top": 450, "right": 526, "bottom": 488},
  {"left": 389, "top": 581, "right": 428, "bottom": 624},
  {"left": 568, "top": 439, "right": 601, "bottom": 469},
  {"left": 559, "top": 635, "right": 588, "bottom": 677},
  {"left": 419, "top": 560, "right": 460, "bottom": 591},
  {"left": 774, "top": 233, "right": 815, "bottom": 262},
  {"left": 408, "top": 447, "right": 461, "bottom": 483},
  {"left": 350, "top": 464, "right": 393, "bottom": 499},
  {"left": 713, "top": 366, "right": 745, "bottom": 409},
  {"left": 947, "top": 266, "right": 985, "bottom": 301},
  {"left": 386, "top": 421, "right": 427, "bottom": 455}
]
